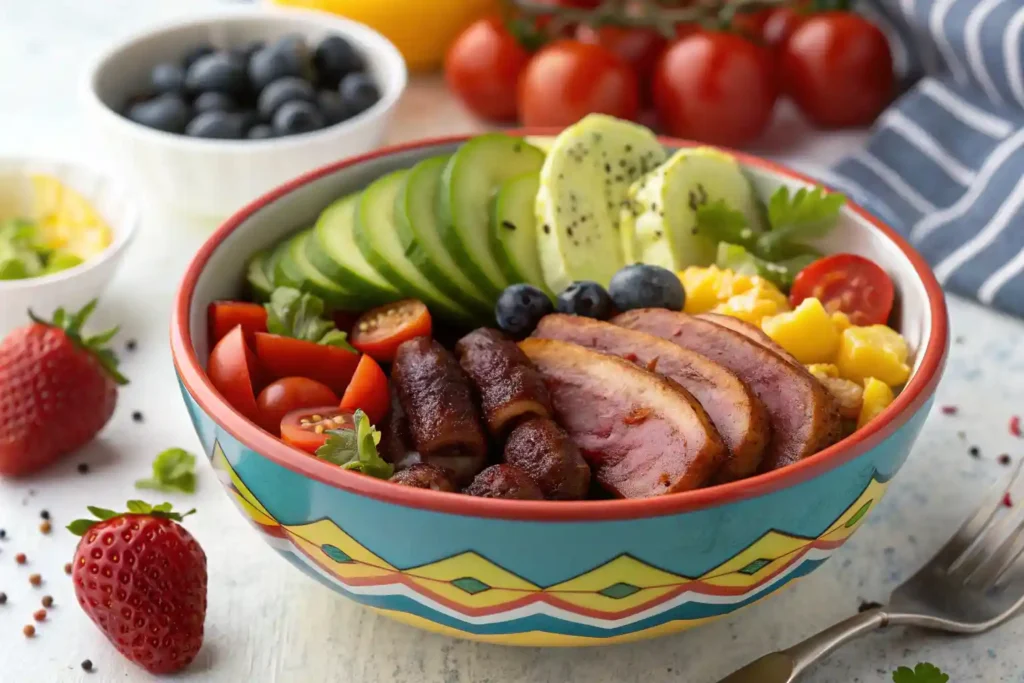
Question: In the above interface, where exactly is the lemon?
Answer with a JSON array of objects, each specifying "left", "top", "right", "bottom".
[
  {"left": 29, "top": 174, "right": 112, "bottom": 260},
  {"left": 272, "top": 0, "right": 500, "bottom": 71}
]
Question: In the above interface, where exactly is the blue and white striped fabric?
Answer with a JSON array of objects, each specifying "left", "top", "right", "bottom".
[{"left": 822, "top": 0, "right": 1024, "bottom": 317}]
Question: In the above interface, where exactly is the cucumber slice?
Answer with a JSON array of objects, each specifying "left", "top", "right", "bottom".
[
  {"left": 354, "top": 170, "right": 475, "bottom": 323},
  {"left": 272, "top": 234, "right": 304, "bottom": 289},
  {"left": 395, "top": 156, "right": 492, "bottom": 313},
  {"left": 246, "top": 249, "right": 274, "bottom": 302},
  {"left": 288, "top": 229, "right": 363, "bottom": 309},
  {"left": 438, "top": 134, "right": 546, "bottom": 297},
  {"left": 491, "top": 172, "right": 549, "bottom": 294},
  {"left": 620, "top": 147, "right": 767, "bottom": 271},
  {"left": 310, "top": 195, "right": 400, "bottom": 306},
  {"left": 536, "top": 114, "right": 666, "bottom": 293}
]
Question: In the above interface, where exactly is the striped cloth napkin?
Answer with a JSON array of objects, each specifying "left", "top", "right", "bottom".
[{"left": 814, "top": 0, "right": 1024, "bottom": 318}]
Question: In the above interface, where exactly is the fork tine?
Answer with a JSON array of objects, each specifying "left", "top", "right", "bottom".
[
  {"left": 964, "top": 508, "right": 1024, "bottom": 588},
  {"left": 938, "top": 459, "right": 1024, "bottom": 573}
]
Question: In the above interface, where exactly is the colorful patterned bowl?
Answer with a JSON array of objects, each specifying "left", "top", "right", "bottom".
[{"left": 171, "top": 134, "right": 949, "bottom": 647}]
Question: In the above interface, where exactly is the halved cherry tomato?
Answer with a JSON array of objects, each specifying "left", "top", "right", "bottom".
[
  {"left": 208, "top": 325, "right": 263, "bottom": 423},
  {"left": 257, "top": 377, "right": 338, "bottom": 436},
  {"left": 209, "top": 302, "right": 267, "bottom": 346},
  {"left": 789, "top": 253, "right": 896, "bottom": 326},
  {"left": 253, "top": 333, "right": 360, "bottom": 395},
  {"left": 280, "top": 406, "right": 355, "bottom": 454},
  {"left": 339, "top": 355, "right": 390, "bottom": 426},
  {"left": 350, "top": 299, "right": 432, "bottom": 363}
]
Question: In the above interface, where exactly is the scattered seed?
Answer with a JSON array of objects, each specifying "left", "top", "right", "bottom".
[
  {"left": 23, "top": 624, "right": 35, "bottom": 638},
  {"left": 958, "top": 430, "right": 967, "bottom": 440},
  {"left": 125, "top": 339, "right": 137, "bottom": 352},
  {"left": 33, "top": 609, "right": 46, "bottom": 622},
  {"left": 1011, "top": 415, "right": 1021, "bottom": 438},
  {"left": 41, "top": 595, "right": 52, "bottom": 608},
  {"left": 0, "top": 592, "right": 6, "bottom": 605},
  {"left": 0, "top": 529, "right": 6, "bottom": 539},
  {"left": 131, "top": 411, "right": 144, "bottom": 423},
  {"left": 39, "top": 510, "right": 49, "bottom": 521},
  {"left": 15, "top": 553, "right": 26, "bottom": 565},
  {"left": 29, "top": 574, "right": 41, "bottom": 587},
  {"left": 858, "top": 600, "right": 883, "bottom": 613},
  {"left": 39, "top": 522, "right": 51, "bottom": 535},
  {"left": 1004, "top": 492, "right": 1014, "bottom": 508},
  {"left": 82, "top": 660, "right": 93, "bottom": 672},
  {"left": 955, "top": 336, "right": 965, "bottom": 344},
  {"left": 940, "top": 405, "right": 958, "bottom": 415},
  {"left": 77, "top": 463, "right": 89, "bottom": 474},
  {"left": 999, "top": 454, "right": 1012, "bottom": 466},
  {"left": 64, "top": 563, "right": 72, "bottom": 575},
  {"left": 969, "top": 446, "right": 981, "bottom": 458}
]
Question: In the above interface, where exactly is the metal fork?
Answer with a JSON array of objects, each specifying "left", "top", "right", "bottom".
[{"left": 715, "top": 459, "right": 1024, "bottom": 682}]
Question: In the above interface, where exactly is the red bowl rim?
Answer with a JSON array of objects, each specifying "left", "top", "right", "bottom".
[{"left": 171, "top": 129, "right": 949, "bottom": 522}]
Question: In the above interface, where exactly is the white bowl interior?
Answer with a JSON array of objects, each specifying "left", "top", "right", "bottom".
[{"left": 187, "top": 142, "right": 934, "bottom": 378}]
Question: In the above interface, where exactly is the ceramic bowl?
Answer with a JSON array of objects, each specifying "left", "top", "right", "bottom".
[
  {"left": 0, "top": 158, "right": 139, "bottom": 337},
  {"left": 171, "top": 134, "right": 949, "bottom": 646},
  {"left": 82, "top": 7, "right": 407, "bottom": 219}
]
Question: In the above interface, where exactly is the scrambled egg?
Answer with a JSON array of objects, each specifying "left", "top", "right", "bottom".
[
  {"left": 760, "top": 298, "right": 840, "bottom": 364},
  {"left": 858, "top": 378, "right": 895, "bottom": 428},
  {"left": 30, "top": 174, "right": 112, "bottom": 259},
  {"left": 678, "top": 265, "right": 790, "bottom": 325}
]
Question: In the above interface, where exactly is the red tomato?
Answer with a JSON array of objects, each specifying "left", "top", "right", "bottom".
[
  {"left": 731, "top": 8, "right": 774, "bottom": 39},
  {"left": 518, "top": 40, "right": 640, "bottom": 127},
  {"left": 208, "top": 302, "right": 267, "bottom": 347},
  {"left": 208, "top": 325, "right": 263, "bottom": 423},
  {"left": 789, "top": 254, "right": 896, "bottom": 326},
  {"left": 280, "top": 407, "right": 354, "bottom": 454},
  {"left": 781, "top": 13, "right": 894, "bottom": 128},
  {"left": 763, "top": 6, "right": 807, "bottom": 49},
  {"left": 350, "top": 299, "right": 432, "bottom": 363},
  {"left": 574, "top": 25, "right": 667, "bottom": 86},
  {"left": 445, "top": 17, "right": 532, "bottom": 122},
  {"left": 256, "top": 377, "right": 338, "bottom": 436},
  {"left": 253, "top": 333, "right": 360, "bottom": 395},
  {"left": 338, "top": 355, "right": 390, "bottom": 426},
  {"left": 653, "top": 32, "right": 778, "bottom": 147}
]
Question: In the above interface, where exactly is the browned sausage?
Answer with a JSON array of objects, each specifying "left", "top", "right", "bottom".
[
  {"left": 379, "top": 384, "right": 413, "bottom": 466},
  {"left": 613, "top": 309, "right": 842, "bottom": 472},
  {"left": 465, "top": 465, "right": 544, "bottom": 500},
  {"left": 455, "top": 328, "right": 552, "bottom": 434},
  {"left": 392, "top": 337, "right": 488, "bottom": 485},
  {"left": 390, "top": 464, "right": 457, "bottom": 492},
  {"left": 519, "top": 338, "right": 727, "bottom": 498},
  {"left": 533, "top": 313, "right": 769, "bottom": 481},
  {"left": 504, "top": 417, "right": 591, "bottom": 500}
]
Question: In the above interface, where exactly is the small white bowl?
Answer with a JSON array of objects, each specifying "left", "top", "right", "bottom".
[
  {"left": 82, "top": 7, "right": 408, "bottom": 219},
  {"left": 0, "top": 158, "right": 139, "bottom": 337}
]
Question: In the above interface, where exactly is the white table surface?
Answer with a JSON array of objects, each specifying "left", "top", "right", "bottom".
[{"left": 3, "top": 1, "right": 1024, "bottom": 681}]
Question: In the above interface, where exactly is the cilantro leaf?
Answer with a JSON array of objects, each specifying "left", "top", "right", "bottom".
[
  {"left": 265, "top": 287, "right": 356, "bottom": 350},
  {"left": 716, "top": 242, "right": 818, "bottom": 291},
  {"left": 695, "top": 200, "right": 754, "bottom": 247},
  {"left": 892, "top": 663, "right": 949, "bottom": 683},
  {"left": 765, "top": 186, "right": 845, "bottom": 243},
  {"left": 315, "top": 409, "right": 393, "bottom": 480},
  {"left": 135, "top": 448, "right": 198, "bottom": 494}
]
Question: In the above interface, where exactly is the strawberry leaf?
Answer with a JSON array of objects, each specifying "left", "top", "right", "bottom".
[
  {"left": 86, "top": 506, "right": 118, "bottom": 520},
  {"left": 66, "top": 519, "right": 97, "bottom": 536},
  {"left": 315, "top": 409, "right": 393, "bottom": 479},
  {"left": 67, "top": 501, "right": 197, "bottom": 536},
  {"left": 126, "top": 500, "right": 151, "bottom": 514},
  {"left": 135, "top": 448, "right": 197, "bottom": 494},
  {"left": 28, "top": 299, "right": 128, "bottom": 385}
]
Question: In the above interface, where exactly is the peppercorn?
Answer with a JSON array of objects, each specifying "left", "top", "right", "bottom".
[
  {"left": 77, "top": 463, "right": 89, "bottom": 474},
  {"left": 29, "top": 573, "right": 41, "bottom": 587},
  {"left": 81, "top": 659, "right": 93, "bottom": 672},
  {"left": 41, "top": 595, "right": 53, "bottom": 608},
  {"left": 39, "top": 521, "right": 51, "bottom": 535},
  {"left": 0, "top": 592, "right": 7, "bottom": 605},
  {"left": 126, "top": 339, "right": 137, "bottom": 352},
  {"left": 39, "top": 510, "right": 49, "bottom": 521},
  {"left": 132, "top": 411, "right": 144, "bottom": 423},
  {"left": 23, "top": 624, "right": 35, "bottom": 637},
  {"left": 63, "top": 563, "right": 72, "bottom": 575},
  {"left": 999, "top": 454, "right": 1012, "bottom": 466},
  {"left": 33, "top": 609, "right": 46, "bottom": 622},
  {"left": 969, "top": 446, "right": 980, "bottom": 458},
  {"left": 0, "top": 529, "right": 6, "bottom": 539},
  {"left": 15, "top": 553, "right": 26, "bottom": 565}
]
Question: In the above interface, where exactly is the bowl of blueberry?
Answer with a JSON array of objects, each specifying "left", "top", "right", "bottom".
[{"left": 83, "top": 6, "right": 407, "bottom": 217}]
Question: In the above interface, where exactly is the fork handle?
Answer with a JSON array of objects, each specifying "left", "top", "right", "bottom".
[{"left": 713, "top": 608, "right": 889, "bottom": 683}]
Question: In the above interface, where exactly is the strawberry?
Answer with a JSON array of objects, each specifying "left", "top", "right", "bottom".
[
  {"left": 0, "top": 300, "right": 127, "bottom": 476},
  {"left": 68, "top": 502, "right": 207, "bottom": 675}
]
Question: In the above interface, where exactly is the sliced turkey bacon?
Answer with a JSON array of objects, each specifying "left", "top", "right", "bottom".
[
  {"left": 698, "top": 313, "right": 800, "bottom": 366},
  {"left": 455, "top": 328, "right": 552, "bottom": 434},
  {"left": 518, "top": 338, "right": 727, "bottom": 498},
  {"left": 533, "top": 314, "right": 769, "bottom": 481},
  {"left": 613, "top": 309, "right": 842, "bottom": 472}
]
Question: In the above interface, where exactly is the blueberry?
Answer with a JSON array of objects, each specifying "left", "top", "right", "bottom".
[
  {"left": 231, "top": 40, "right": 265, "bottom": 67},
  {"left": 339, "top": 72, "right": 380, "bottom": 116},
  {"left": 272, "top": 100, "right": 324, "bottom": 136},
  {"left": 150, "top": 63, "right": 185, "bottom": 95},
  {"left": 193, "top": 91, "right": 237, "bottom": 114},
  {"left": 556, "top": 281, "right": 613, "bottom": 320},
  {"left": 314, "top": 35, "right": 364, "bottom": 88},
  {"left": 182, "top": 44, "right": 215, "bottom": 70},
  {"left": 247, "top": 124, "right": 275, "bottom": 140},
  {"left": 258, "top": 76, "right": 316, "bottom": 120},
  {"left": 185, "top": 111, "right": 246, "bottom": 139},
  {"left": 496, "top": 284, "right": 554, "bottom": 337},
  {"left": 317, "top": 89, "right": 350, "bottom": 125},
  {"left": 128, "top": 93, "right": 190, "bottom": 133},
  {"left": 608, "top": 264, "right": 686, "bottom": 312},
  {"left": 186, "top": 52, "right": 248, "bottom": 96},
  {"left": 248, "top": 37, "right": 311, "bottom": 92}
]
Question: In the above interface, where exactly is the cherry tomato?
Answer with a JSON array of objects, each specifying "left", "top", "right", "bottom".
[
  {"left": 653, "top": 32, "right": 778, "bottom": 147},
  {"left": 253, "top": 333, "right": 360, "bottom": 395},
  {"left": 280, "top": 407, "right": 355, "bottom": 454},
  {"left": 445, "top": 17, "right": 532, "bottom": 122},
  {"left": 208, "top": 325, "right": 263, "bottom": 423},
  {"left": 208, "top": 302, "right": 267, "bottom": 347},
  {"left": 731, "top": 8, "right": 774, "bottom": 40},
  {"left": 350, "top": 299, "right": 432, "bottom": 363},
  {"left": 789, "top": 254, "right": 896, "bottom": 326},
  {"left": 781, "top": 13, "right": 893, "bottom": 128},
  {"left": 256, "top": 377, "right": 338, "bottom": 436},
  {"left": 763, "top": 6, "right": 807, "bottom": 49},
  {"left": 575, "top": 25, "right": 667, "bottom": 87},
  {"left": 339, "top": 355, "right": 390, "bottom": 426},
  {"left": 518, "top": 40, "right": 640, "bottom": 127}
]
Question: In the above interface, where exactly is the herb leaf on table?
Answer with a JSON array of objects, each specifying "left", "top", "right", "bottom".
[
  {"left": 892, "top": 662, "right": 950, "bottom": 683},
  {"left": 135, "top": 448, "right": 197, "bottom": 494}
]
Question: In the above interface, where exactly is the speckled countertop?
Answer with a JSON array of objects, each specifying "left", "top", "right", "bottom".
[{"left": 1, "top": 0, "right": 1024, "bottom": 681}]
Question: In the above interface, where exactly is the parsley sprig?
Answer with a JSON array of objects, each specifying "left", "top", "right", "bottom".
[{"left": 893, "top": 662, "right": 949, "bottom": 683}]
